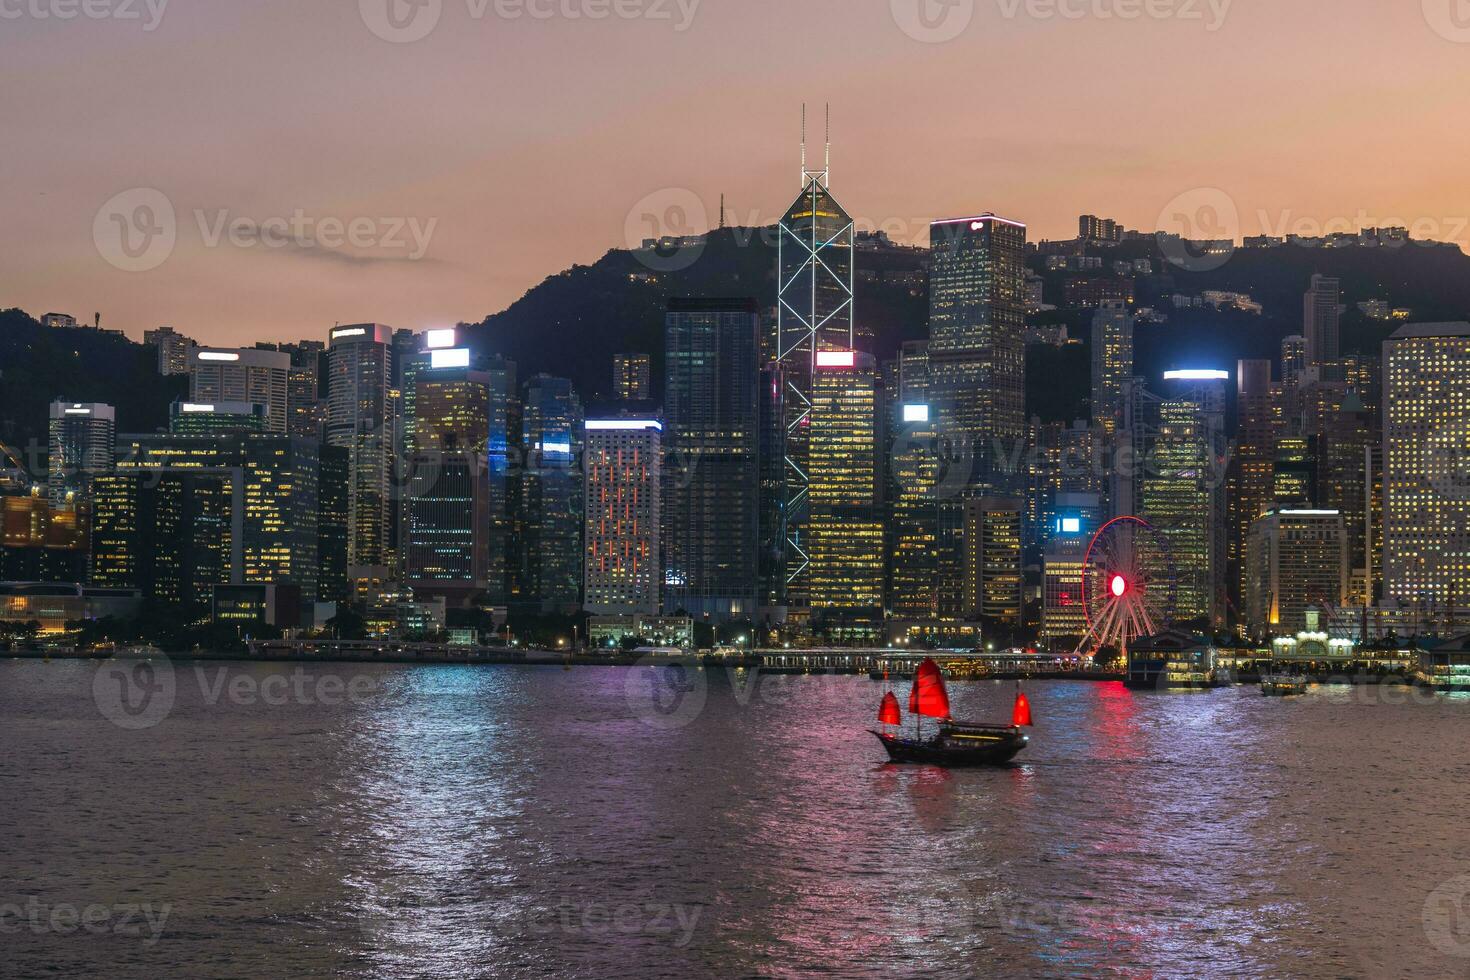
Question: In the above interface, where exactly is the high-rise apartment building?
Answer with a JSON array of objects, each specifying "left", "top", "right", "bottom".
[
  {"left": 47, "top": 401, "right": 115, "bottom": 505},
  {"left": 1245, "top": 509, "right": 1349, "bottom": 635},
  {"left": 613, "top": 353, "right": 652, "bottom": 402},
  {"left": 144, "top": 326, "right": 195, "bottom": 376},
  {"left": 806, "top": 351, "right": 883, "bottom": 622},
  {"left": 188, "top": 347, "right": 291, "bottom": 434},
  {"left": 584, "top": 418, "right": 662, "bottom": 615},
  {"left": 1382, "top": 322, "right": 1470, "bottom": 611},
  {"left": 520, "top": 375, "right": 583, "bottom": 612},
  {"left": 661, "top": 298, "right": 760, "bottom": 623}
]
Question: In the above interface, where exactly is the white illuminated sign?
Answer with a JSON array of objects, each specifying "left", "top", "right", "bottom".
[
  {"left": 1163, "top": 369, "right": 1229, "bottom": 381},
  {"left": 331, "top": 327, "right": 367, "bottom": 339},
  {"left": 1059, "top": 517, "right": 1082, "bottom": 534},
  {"left": 181, "top": 404, "right": 216, "bottom": 413},
  {"left": 197, "top": 351, "right": 241, "bottom": 362},
  {"left": 431, "top": 348, "right": 471, "bottom": 369},
  {"left": 815, "top": 350, "right": 856, "bottom": 369},
  {"left": 63, "top": 408, "right": 92, "bottom": 415},
  {"left": 586, "top": 420, "right": 662, "bottom": 432},
  {"left": 425, "top": 328, "right": 457, "bottom": 350},
  {"left": 903, "top": 404, "right": 930, "bottom": 423}
]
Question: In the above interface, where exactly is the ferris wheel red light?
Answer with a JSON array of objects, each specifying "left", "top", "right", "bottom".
[{"left": 1110, "top": 574, "right": 1128, "bottom": 598}]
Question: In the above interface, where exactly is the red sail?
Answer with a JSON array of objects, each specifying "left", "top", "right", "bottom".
[
  {"left": 877, "top": 691, "right": 901, "bottom": 726},
  {"left": 907, "top": 658, "right": 951, "bottom": 720},
  {"left": 1012, "top": 689, "right": 1034, "bottom": 728}
]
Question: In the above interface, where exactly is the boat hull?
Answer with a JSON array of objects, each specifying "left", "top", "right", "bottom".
[{"left": 870, "top": 729, "right": 1027, "bottom": 767}]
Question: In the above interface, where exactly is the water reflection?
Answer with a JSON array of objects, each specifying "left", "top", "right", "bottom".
[{"left": 2, "top": 665, "right": 1468, "bottom": 977}]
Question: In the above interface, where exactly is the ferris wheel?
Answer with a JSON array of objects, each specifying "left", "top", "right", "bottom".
[{"left": 1075, "top": 516, "right": 1177, "bottom": 662}]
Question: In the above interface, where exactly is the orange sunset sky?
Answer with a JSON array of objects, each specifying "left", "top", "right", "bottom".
[{"left": 5, "top": 0, "right": 1470, "bottom": 347}]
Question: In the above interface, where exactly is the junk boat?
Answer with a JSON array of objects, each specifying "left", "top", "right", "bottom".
[{"left": 870, "top": 658, "right": 1031, "bottom": 767}]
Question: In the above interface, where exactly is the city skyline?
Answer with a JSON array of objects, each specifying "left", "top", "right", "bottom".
[{"left": 8, "top": 1, "right": 1470, "bottom": 346}]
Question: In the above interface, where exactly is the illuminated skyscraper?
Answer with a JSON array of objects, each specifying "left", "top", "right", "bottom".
[
  {"left": 807, "top": 350, "right": 883, "bottom": 623},
  {"left": 282, "top": 341, "right": 326, "bottom": 442},
  {"left": 327, "top": 324, "right": 396, "bottom": 571},
  {"left": 1141, "top": 372, "right": 1229, "bottom": 627},
  {"left": 928, "top": 214, "right": 1027, "bottom": 616},
  {"left": 169, "top": 400, "right": 267, "bottom": 434},
  {"left": 1382, "top": 322, "right": 1470, "bottom": 613},
  {"left": 662, "top": 298, "right": 760, "bottom": 622},
  {"left": 317, "top": 444, "right": 349, "bottom": 603},
  {"left": 1303, "top": 274, "right": 1342, "bottom": 370},
  {"left": 1230, "top": 359, "right": 1276, "bottom": 611},
  {"left": 47, "top": 401, "right": 115, "bottom": 506},
  {"left": 888, "top": 399, "right": 939, "bottom": 620},
  {"left": 964, "top": 497, "right": 1024, "bottom": 626},
  {"left": 775, "top": 113, "right": 854, "bottom": 607},
  {"left": 112, "top": 432, "right": 319, "bottom": 601},
  {"left": 1090, "top": 300, "right": 1133, "bottom": 437},
  {"left": 1281, "top": 334, "right": 1307, "bottom": 385},
  {"left": 520, "top": 375, "right": 583, "bottom": 612},
  {"left": 89, "top": 471, "right": 229, "bottom": 604},
  {"left": 404, "top": 358, "right": 492, "bottom": 604},
  {"left": 188, "top": 347, "right": 290, "bottom": 434},
  {"left": 1041, "top": 499, "right": 1099, "bottom": 649},
  {"left": 1246, "top": 509, "right": 1348, "bottom": 635},
  {"left": 584, "top": 418, "right": 662, "bottom": 615},
  {"left": 613, "top": 353, "right": 652, "bottom": 401},
  {"left": 928, "top": 214, "right": 1028, "bottom": 484}
]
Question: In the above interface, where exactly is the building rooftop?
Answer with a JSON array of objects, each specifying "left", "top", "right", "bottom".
[{"left": 1388, "top": 321, "right": 1470, "bottom": 340}]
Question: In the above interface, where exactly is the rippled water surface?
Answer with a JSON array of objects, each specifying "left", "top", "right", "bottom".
[{"left": 4, "top": 659, "right": 1470, "bottom": 978}]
